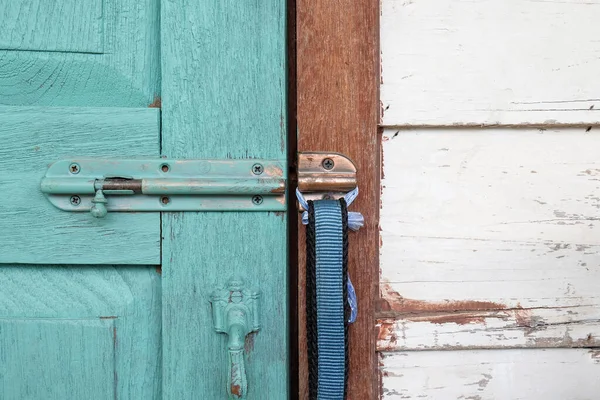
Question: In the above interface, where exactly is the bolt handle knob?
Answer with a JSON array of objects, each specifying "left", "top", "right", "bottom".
[{"left": 90, "top": 190, "right": 108, "bottom": 218}]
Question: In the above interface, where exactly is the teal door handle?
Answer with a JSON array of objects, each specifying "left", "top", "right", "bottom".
[{"left": 210, "top": 279, "right": 260, "bottom": 399}]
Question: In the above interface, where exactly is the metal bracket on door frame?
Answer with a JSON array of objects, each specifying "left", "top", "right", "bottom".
[
  {"left": 296, "top": 152, "right": 357, "bottom": 211},
  {"left": 39, "top": 153, "right": 356, "bottom": 217}
]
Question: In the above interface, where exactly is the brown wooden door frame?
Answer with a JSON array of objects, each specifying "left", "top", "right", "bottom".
[{"left": 293, "top": 0, "right": 381, "bottom": 397}]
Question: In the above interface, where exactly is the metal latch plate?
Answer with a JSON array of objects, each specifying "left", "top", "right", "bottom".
[
  {"left": 41, "top": 159, "right": 287, "bottom": 212},
  {"left": 297, "top": 152, "right": 357, "bottom": 210}
]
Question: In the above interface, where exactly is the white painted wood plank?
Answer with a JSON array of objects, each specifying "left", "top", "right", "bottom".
[
  {"left": 377, "top": 304, "right": 600, "bottom": 351},
  {"left": 381, "top": 0, "right": 600, "bottom": 126},
  {"left": 380, "top": 128, "right": 600, "bottom": 349},
  {"left": 381, "top": 349, "right": 600, "bottom": 399}
]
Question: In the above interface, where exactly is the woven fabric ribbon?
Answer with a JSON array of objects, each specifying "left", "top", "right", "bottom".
[{"left": 299, "top": 188, "right": 362, "bottom": 400}]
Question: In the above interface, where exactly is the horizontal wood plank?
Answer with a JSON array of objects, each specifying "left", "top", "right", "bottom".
[
  {"left": 381, "top": 349, "right": 600, "bottom": 399},
  {"left": 0, "top": 107, "right": 160, "bottom": 264},
  {"left": 380, "top": 128, "right": 600, "bottom": 350},
  {"left": 381, "top": 0, "right": 600, "bottom": 126}
]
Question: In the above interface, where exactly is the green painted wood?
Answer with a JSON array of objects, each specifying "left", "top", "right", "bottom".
[
  {"left": 161, "top": 0, "right": 288, "bottom": 398},
  {"left": 0, "top": 0, "right": 160, "bottom": 107},
  {"left": 0, "top": 0, "right": 163, "bottom": 397},
  {"left": 1, "top": 319, "right": 116, "bottom": 399},
  {"left": 0, "top": 107, "right": 160, "bottom": 265},
  {"left": 0, "top": 0, "right": 104, "bottom": 53},
  {"left": 0, "top": 265, "right": 162, "bottom": 399}
]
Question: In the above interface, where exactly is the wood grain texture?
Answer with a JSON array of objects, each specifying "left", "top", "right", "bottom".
[
  {"left": 297, "top": 0, "right": 380, "bottom": 397},
  {"left": 0, "top": 0, "right": 160, "bottom": 107},
  {"left": 0, "top": 266, "right": 162, "bottom": 399},
  {"left": 381, "top": 0, "right": 600, "bottom": 126},
  {"left": 161, "top": 0, "right": 288, "bottom": 398},
  {"left": 0, "top": 0, "right": 104, "bottom": 53},
  {"left": 379, "top": 128, "right": 600, "bottom": 351},
  {"left": 0, "top": 107, "right": 160, "bottom": 265},
  {"left": 380, "top": 349, "right": 600, "bottom": 399}
]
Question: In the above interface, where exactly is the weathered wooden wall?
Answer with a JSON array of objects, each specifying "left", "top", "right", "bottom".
[{"left": 379, "top": 0, "right": 600, "bottom": 397}]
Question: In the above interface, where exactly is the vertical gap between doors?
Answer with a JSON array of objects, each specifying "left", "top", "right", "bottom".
[{"left": 287, "top": 0, "right": 299, "bottom": 395}]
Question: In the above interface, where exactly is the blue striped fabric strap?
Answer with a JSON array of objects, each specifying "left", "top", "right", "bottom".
[{"left": 313, "top": 200, "right": 346, "bottom": 399}]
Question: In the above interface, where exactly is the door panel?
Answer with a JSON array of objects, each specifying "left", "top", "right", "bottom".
[
  {"left": 161, "top": 0, "right": 289, "bottom": 398},
  {"left": 0, "top": 107, "right": 160, "bottom": 265},
  {"left": 2, "top": 319, "right": 116, "bottom": 399},
  {"left": 1, "top": 0, "right": 289, "bottom": 397},
  {"left": 0, "top": 266, "right": 161, "bottom": 400},
  {"left": 1, "top": 0, "right": 162, "bottom": 398},
  {"left": 0, "top": 0, "right": 160, "bottom": 107}
]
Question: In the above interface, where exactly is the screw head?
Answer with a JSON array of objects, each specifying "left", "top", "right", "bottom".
[
  {"left": 252, "top": 163, "right": 264, "bottom": 175},
  {"left": 160, "top": 163, "right": 170, "bottom": 173},
  {"left": 160, "top": 196, "right": 170, "bottom": 205},
  {"left": 322, "top": 158, "right": 335, "bottom": 170},
  {"left": 69, "top": 163, "right": 80, "bottom": 174},
  {"left": 70, "top": 195, "right": 81, "bottom": 206},
  {"left": 252, "top": 195, "right": 263, "bottom": 205}
]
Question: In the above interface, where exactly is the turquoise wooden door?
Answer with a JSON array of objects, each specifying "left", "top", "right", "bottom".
[{"left": 0, "top": 0, "right": 288, "bottom": 399}]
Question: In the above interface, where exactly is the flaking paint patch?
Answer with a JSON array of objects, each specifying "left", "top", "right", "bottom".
[
  {"left": 378, "top": 319, "right": 398, "bottom": 351},
  {"left": 405, "top": 313, "right": 488, "bottom": 325},
  {"left": 589, "top": 350, "right": 600, "bottom": 363},
  {"left": 379, "top": 282, "right": 507, "bottom": 315},
  {"left": 148, "top": 96, "right": 161, "bottom": 108}
]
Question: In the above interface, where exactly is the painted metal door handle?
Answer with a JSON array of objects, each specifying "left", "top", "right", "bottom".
[{"left": 210, "top": 279, "right": 260, "bottom": 399}]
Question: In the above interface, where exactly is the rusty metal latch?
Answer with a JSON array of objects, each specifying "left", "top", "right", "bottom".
[
  {"left": 297, "top": 152, "right": 357, "bottom": 211},
  {"left": 40, "top": 159, "right": 287, "bottom": 217},
  {"left": 40, "top": 154, "right": 356, "bottom": 218}
]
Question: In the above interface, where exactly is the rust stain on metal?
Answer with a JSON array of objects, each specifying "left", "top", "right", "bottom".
[
  {"left": 265, "top": 164, "right": 284, "bottom": 177},
  {"left": 270, "top": 183, "right": 286, "bottom": 194},
  {"left": 156, "top": 266, "right": 162, "bottom": 275},
  {"left": 244, "top": 332, "right": 255, "bottom": 354},
  {"left": 379, "top": 282, "right": 507, "bottom": 315},
  {"left": 148, "top": 96, "right": 162, "bottom": 108},
  {"left": 297, "top": 152, "right": 357, "bottom": 192},
  {"left": 231, "top": 384, "right": 242, "bottom": 397},
  {"left": 275, "top": 195, "right": 286, "bottom": 205}
]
